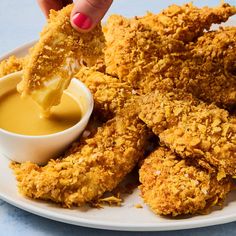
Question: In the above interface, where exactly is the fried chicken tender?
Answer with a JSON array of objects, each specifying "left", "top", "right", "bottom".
[
  {"left": 139, "top": 147, "right": 232, "bottom": 216},
  {"left": 181, "top": 27, "right": 236, "bottom": 109},
  {"left": 75, "top": 67, "right": 134, "bottom": 119},
  {"left": 139, "top": 27, "right": 236, "bottom": 109},
  {"left": 104, "top": 5, "right": 236, "bottom": 108},
  {"left": 147, "top": 27, "right": 236, "bottom": 109},
  {"left": 18, "top": 4, "right": 105, "bottom": 113},
  {"left": 142, "top": 27, "right": 236, "bottom": 109},
  {"left": 11, "top": 105, "right": 148, "bottom": 207},
  {"left": 103, "top": 14, "right": 185, "bottom": 89},
  {"left": 0, "top": 56, "right": 24, "bottom": 77},
  {"left": 139, "top": 91, "right": 236, "bottom": 176},
  {"left": 139, "top": 91, "right": 200, "bottom": 134},
  {"left": 139, "top": 3, "right": 236, "bottom": 43}
]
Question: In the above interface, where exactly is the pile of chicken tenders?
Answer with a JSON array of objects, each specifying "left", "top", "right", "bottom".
[{"left": 1, "top": 2, "right": 236, "bottom": 217}]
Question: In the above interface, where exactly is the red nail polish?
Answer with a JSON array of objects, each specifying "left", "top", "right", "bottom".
[{"left": 72, "top": 13, "right": 92, "bottom": 30}]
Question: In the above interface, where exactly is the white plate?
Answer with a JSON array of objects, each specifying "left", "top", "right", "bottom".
[{"left": 1, "top": 23, "right": 236, "bottom": 231}]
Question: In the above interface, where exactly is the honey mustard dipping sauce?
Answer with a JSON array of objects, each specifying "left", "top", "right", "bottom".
[{"left": 0, "top": 90, "right": 81, "bottom": 136}]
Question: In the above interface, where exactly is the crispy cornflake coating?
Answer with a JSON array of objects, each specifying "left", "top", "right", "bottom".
[
  {"left": 103, "top": 14, "right": 185, "bottom": 89},
  {"left": 9, "top": 2, "right": 236, "bottom": 215},
  {"left": 75, "top": 67, "right": 134, "bottom": 119},
  {"left": 181, "top": 27, "right": 236, "bottom": 108},
  {"left": 11, "top": 106, "right": 148, "bottom": 207},
  {"left": 139, "top": 3, "right": 236, "bottom": 43},
  {"left": 145, "top": 27, "right": 236, "bottom": 109},
  {"left": 139, "top": 91, "right": 200, "bottom": 134},
  {"left": 139, "top": 147, "right": 232, "bottom": 216},
  {"left": 160, "top": 110, "right": 236, "bottom": 177},
  {"left": 0, "top": 56, "right": 24, "bottom": 77},
  {"left": 18, "top": 4, "right": 105, "bottom": 111},
  {"left": 104, "top": 6, "right": 236, "bottom": 108},
  {"left": 139, "top": 91, "right": 236, "bottom": 176}
]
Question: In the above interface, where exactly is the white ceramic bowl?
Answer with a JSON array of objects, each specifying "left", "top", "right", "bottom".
[{"left": 0, "top": 71, "right": 93, "bottom": 164}]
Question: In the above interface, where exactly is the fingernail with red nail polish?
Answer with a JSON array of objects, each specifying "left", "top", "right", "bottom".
[{"left": 72, "top": 13, "right": 92, "bottom": 30}]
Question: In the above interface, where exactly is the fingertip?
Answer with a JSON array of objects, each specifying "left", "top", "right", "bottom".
[
  {"left": 70, "top": 0, "right": 113, "bottom": 32},
  {"left": 71, "top": 12, "right": 95, "bottom": 32}
]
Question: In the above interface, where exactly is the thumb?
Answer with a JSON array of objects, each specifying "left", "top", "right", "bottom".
[{"left": 71, "top": 0, "right": 113, "bottom": 32}]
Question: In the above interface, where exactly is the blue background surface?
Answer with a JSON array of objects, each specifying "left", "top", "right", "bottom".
[{"left": 0, "top": 0, "right": 235, "bottom": 235}]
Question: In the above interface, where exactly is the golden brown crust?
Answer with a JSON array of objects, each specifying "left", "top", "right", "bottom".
[
  {"left": 180, "top": 27, "right": 236, "bottom": 109},
  {"left": 139, "top": 91, "right": 201, "bottom": 134},
  {"left": 139, "top": 91, "right": 236, "bottom": 176},
  {"left": 18, "top": 4, "right": 105, "bottom": 110},
  {"left": 139, "top": 3, "right": 236, "bottom": 43},
  {"left": 103, "top": 15, "right": 185, "bottom": 89},
  {"left": 139, "top": 147, "right": 232, "bottom": 216},
  {"left": 11, "top": 105, "right": 148, "bottom": 207},
  {"left": 144, "top": 27, "right": 236, "bottom": 109},
  {"left": 104, "top": 9, "right": 236, "bottom": 108},
  {"left": 159, "top": 108, "right": 236, "bottom": 177},
  {"left": 0, "top": 56, "right": 24, "bottom": 77},
  {"left": 75, "top": 67, "right": 134, "bottom": 119}
]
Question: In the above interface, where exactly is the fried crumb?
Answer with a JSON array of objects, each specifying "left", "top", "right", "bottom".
[
  {"left": 90, "top": 195, "right": 123, "bottom": 208},
  {"left": 97, "top": 195, "right": 123, "bottom": 207},
  {"left": 134, "top": 204, "right": 143, "bottom": 209}
]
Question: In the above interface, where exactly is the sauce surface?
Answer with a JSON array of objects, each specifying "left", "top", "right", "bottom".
[{"left": 0, "top": 90, "right": 81, "bottom": 135}]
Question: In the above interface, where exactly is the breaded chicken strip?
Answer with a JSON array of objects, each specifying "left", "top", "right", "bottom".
[
  {"left": 10, "top": 3, "right": 236, "bottom": 213},
  {"left": 139, "top": 91, "right": 200, "bottom": 134},
  {"left": 139, "top": 3, "right": 236, "bottom": 43},
  {"left": 104, "top": 8, "right": 236, "bottom": 108},
  {"left": 103, "top": 14, "right": 185, "bottom": 89},
  {"left": 160, "top": 110, "right": 236, "bottom": 178},
  {"left": 139, "top": 147, "right": 232, "bottom": 216},
  {"left": 0, "top": 56, "right": 24, "bottom": 77},
  {"left": 141, "top": 27, "right": 236, "bottom": 109},
  {"left": 149, "top": 27, "right": 236, "bottom": 110},
  {"left": 180, "top": 27, "right": 236, "bottom": 109},
  {"left": 75, "top": 67, "right": 134, "bottom": 119},
  {"left": 139, "top": 91, "right": 236, "bottom": 176},
  {"left": 11, "top": 105, "right": 148, "bottom": 207},
  {"left": 18, "top": 4, "right": 105, "bottom": 113}
]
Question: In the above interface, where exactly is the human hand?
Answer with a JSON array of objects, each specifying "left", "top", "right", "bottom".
[{"left": 37, "top": 0, "right": 113, "bottom": 31}]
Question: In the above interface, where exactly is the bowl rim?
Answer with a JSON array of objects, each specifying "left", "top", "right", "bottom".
[{"left": 0, "top": 71, "right": 94, "bottom": 139}]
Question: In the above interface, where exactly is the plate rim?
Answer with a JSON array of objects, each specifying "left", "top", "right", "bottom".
[
  {"left": 0, "top": 37, "right": 236, "bottom": 231},
  {"left": 1, "top": 191, "right": 236, "bottom": 232}
]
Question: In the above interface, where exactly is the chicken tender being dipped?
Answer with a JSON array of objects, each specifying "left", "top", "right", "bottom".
[{"left": 18, "top": 4, "right": 105, "bottom": 115}]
